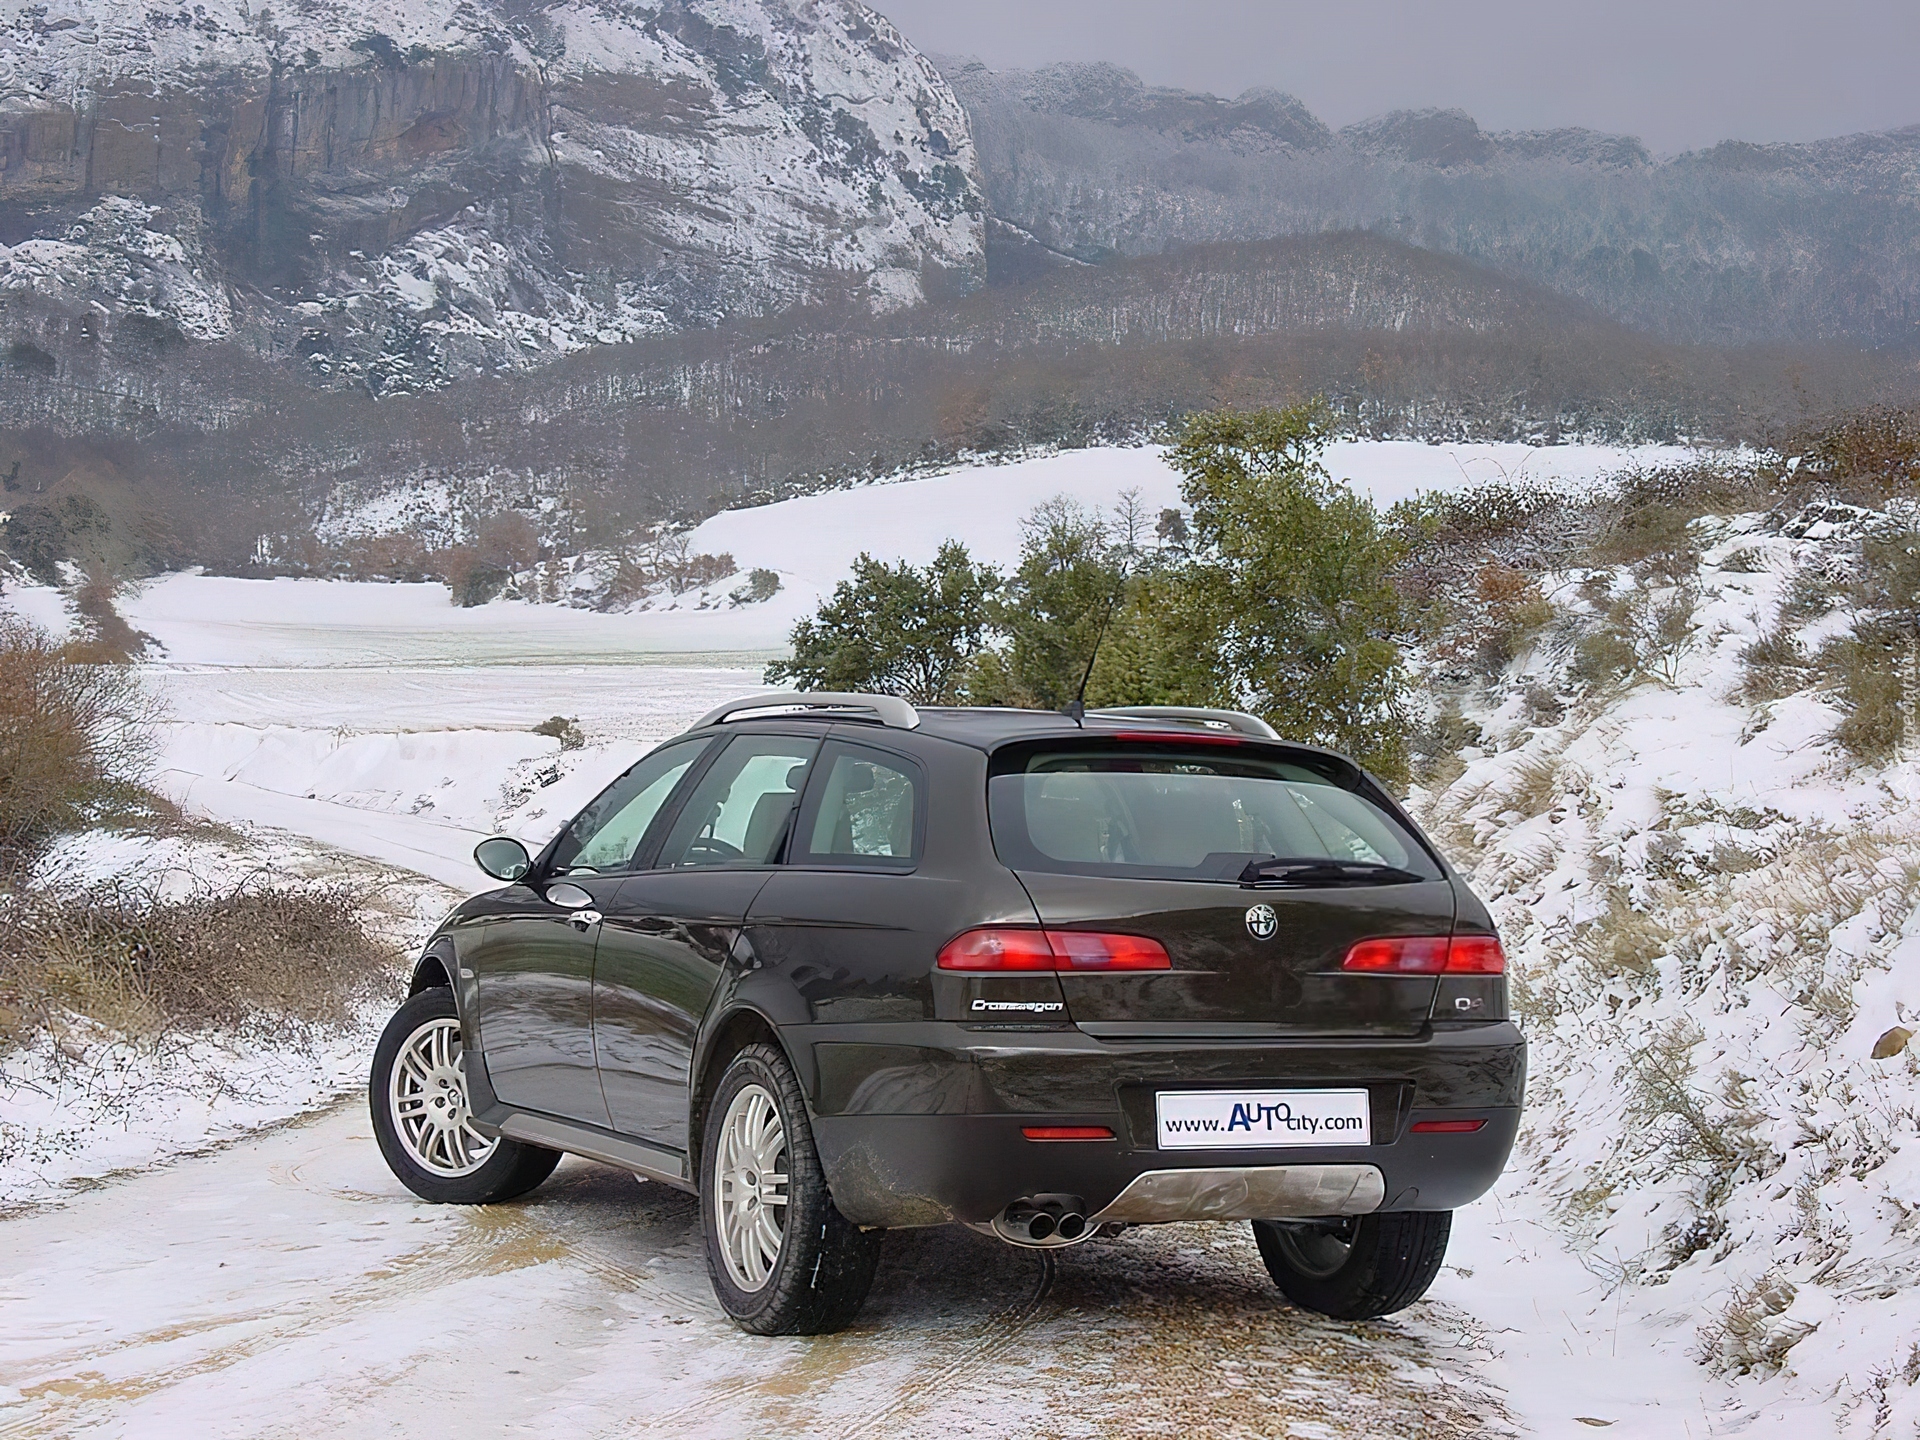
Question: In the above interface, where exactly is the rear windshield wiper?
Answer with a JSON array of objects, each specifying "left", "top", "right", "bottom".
[{"left": 1238, "top": 857, "right": 1425, "bottom": 887}]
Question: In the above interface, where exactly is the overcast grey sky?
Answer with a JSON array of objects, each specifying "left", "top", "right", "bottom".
[{"left": 874, "top": 0, "right": 1918, "bottom": 154}]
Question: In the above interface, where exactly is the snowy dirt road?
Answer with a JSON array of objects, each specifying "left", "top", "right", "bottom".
[{"left": 0, "top": 1104, "right": 1509, "bottom": 1440}]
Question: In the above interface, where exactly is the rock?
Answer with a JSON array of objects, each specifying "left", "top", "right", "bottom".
[
  {"left": 1871, "top": 1026, "right": 1913, "bottom": 1060},
  {"left": 0, "top": 0, "right": 984, "bottom": 396}
]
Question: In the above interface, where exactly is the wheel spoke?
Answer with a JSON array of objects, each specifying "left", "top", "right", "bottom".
[{"left": 752, "top": 1207, "right": 783, "bottom": 1264}]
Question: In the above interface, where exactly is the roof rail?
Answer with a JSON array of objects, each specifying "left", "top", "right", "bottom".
[
  {"left": 695, "top": 692, "right": 921, "bottom": 731},
  {"left": 1086, "top": 705, "right": 1279, "bottom": 740}
]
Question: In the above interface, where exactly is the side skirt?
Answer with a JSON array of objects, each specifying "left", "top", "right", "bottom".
[{"left": 475, "top": 1105, "right": 696, "bottom": 1193}]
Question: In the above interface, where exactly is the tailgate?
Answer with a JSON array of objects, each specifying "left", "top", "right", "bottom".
[{"left": 1016, "top": 870, "right": 1456, "bottom": 1037}]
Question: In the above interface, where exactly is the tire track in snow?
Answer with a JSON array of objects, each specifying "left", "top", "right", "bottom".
[{"left": 0, "top": 1154, "right": 694, "bottom": 1438}]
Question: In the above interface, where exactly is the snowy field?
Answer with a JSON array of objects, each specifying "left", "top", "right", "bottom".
[
  {"left": 302, "top": 439, "right": 1705, "bottom": 656},
  {"left": 0, "top": 440, "right": 1809, "bottom": 1439}
]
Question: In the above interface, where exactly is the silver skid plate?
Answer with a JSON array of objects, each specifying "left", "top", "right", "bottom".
[{"left": 1090, "top": 1164, "right": 1385, "bottom": 1224}]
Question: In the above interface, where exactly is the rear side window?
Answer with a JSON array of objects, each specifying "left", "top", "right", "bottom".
[
  {"left": 794, "top": 742, "right": 924, "bottom": 868},
  {"left": 988, "top": 746, "right": 1441, "bottom": 882}
]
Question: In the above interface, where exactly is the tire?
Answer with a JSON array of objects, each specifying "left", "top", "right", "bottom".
[
  {"left": 700, "top": 1042, "right": 881, "bottom": 1335},
  {"left": 369, "top": 987, "right": 560, "bottom": 1205},
  {"left": 1253, "top": 1211, "right": 1452, "bottom": 1321}
]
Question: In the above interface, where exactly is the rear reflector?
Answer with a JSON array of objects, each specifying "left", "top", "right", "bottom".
[
  {"left": 1341, "top": 934, "right": 1506, "bottom": 975},
  {"left": 1021, "top": 1126, "right": 1115, "bottom": 1141},
  {"left": 1409, "top": 1119, "right": 1489, "bottom": 1134},
  {"left": 937, "top": 928, "right": 1172, "bottom": 972}
]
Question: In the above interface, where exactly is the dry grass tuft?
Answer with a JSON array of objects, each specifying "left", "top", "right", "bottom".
[
  {"left": 1502, "top": 751, "right": 1567, "bottom": 821},
  {"left": 1574, "top": 892, "right": 1671, "bottom": 981},
  {"left": 0, "top": 877, "right": 404, "bottom": 1051},
  {"left": 1704, "top": 1272, "right": 1808, "bottom": 1376},
  {"left": 1739, "top": 628, "right": 1814, "bottom": 704}
]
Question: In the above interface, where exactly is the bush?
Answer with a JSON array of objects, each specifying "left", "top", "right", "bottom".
[
  {"left": 1821, "top": 623, "right": 1910, "bottom": 762},
  {"left": 0, "top": 493, "right": 120, "bottom": 584},
  {"left": 1472, "top": 563, "right": 1556, "bottom": 675},
  {"left": 1407, "top": 706, "right": 1484, "bottom": 788},
  {"left": 1791, "top": 405, "right": 1920, "bottom": 494},
  {"left": 1811, "top": 530, "right": 1920, "bottom": 762},
  {"left": 532, "top": 715, "right": 585, "bottom": 750},
  {"left": 0, "top": 878, "right": 401, "bottom": 1048},
  {"left": 64, "top": 571, "right": 156, "bottom": 664},
  {"left": 1152, "top": 402, "right": 1413, "bottom": 782},
  {"left": 1571, "top": 628, "right": 1636, "bottom": 687},
  {"left": 970, "top": 498, "right": 1130, "bottom": 710},
  {"left": 441, "top": 511, "right": 545, "bottom": 607},
  {"left": 0, "top": 619, "right": 152, "bottom": 865},
  {"left": 765, "top": 542, "right": 1000, "bottom": 704},
  {"left": 730, "top": 568, "right": 782, "bottom": 605}
]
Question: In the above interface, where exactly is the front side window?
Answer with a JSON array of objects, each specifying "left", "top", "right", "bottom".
[
  {"left": 796, "top": 744, "right": 923, "bottom": 867},
  {"left": 549, "top": 738, "right": 711, "bottom": 875},
  {"left": 655, "top": 734, "right": 820, "bottom": 868},
  {"left": 988, "top": 745, "right": 1441, "bottom": 882}
]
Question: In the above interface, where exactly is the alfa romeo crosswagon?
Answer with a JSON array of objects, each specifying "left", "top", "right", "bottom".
[{"left": 370, "top": 694, "right": 1525, "bottom": 1334}]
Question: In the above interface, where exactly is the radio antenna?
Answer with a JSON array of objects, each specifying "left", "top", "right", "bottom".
[{"left": 1062, "top": 574, "right": 1127, "bottom": 728}]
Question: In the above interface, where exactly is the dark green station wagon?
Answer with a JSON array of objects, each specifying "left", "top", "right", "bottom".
[{"left": 370, "top": 694, "right": 1524, "bottom": 1333}]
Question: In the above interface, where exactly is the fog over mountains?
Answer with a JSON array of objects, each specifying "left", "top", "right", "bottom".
[{"left": 939, "top": 58, "right": 1920, "bottom": 348}]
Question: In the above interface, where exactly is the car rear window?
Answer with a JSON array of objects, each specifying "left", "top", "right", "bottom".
[{"left": 987, "top": 745, "right": 1441, "bottom": 882}]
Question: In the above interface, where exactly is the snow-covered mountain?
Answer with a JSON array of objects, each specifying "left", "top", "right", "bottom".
[
  {"left": 938, "top": 56, "right": 1920, "bottom": 349},
  {"left": 0, "top": 0, "right": 982, "bottom": 393}
]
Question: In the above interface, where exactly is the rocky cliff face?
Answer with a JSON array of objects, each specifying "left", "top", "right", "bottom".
[
  {"left": 940, "top": 57, "right": 1920, "bottom": 349},
  {"left": 0, "top": 0, "right": 983, "bottom": 395}
]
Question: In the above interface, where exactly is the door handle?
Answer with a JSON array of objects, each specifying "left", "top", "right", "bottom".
[{"left": 569, "top": 909, "right": 603, "bottom": 931}]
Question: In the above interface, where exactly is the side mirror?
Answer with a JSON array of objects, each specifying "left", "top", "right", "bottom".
[{"left": 474, "top": 836, "right": 533, "bottom": 882}]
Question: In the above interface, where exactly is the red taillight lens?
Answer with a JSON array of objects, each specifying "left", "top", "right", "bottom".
[
  {"left": 1021, "top": 1125, "right": 1115, "bottom": 1141},
  {"left": 1443, "top": 936, "right": 1506, "bottom": 974},
  {"left": 1409, "top": 1119, "right": 1489, "bottom": 1134},
  {"left": 937, "top": 929, "right": 1172, "bottom": 972},
  {"left": 1341, "top": 935, "right": 1506, "bottom": 975},
  {"left": 936, "top": 928, "right": 1057, "bottom": 971}
]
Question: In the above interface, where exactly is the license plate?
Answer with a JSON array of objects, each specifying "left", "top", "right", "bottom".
[{"left": 1155, "top": 1088, "right": 1372, "bottom": 1149}]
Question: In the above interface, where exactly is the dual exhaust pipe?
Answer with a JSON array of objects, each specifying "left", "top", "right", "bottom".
[{"left": 996, "top": 1195, "right": 1089, "bottom": 1247}]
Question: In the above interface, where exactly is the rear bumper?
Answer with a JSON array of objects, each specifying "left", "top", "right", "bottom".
[{"left": 796, "top": 1021, "right": 1525, "bottom": 1228}]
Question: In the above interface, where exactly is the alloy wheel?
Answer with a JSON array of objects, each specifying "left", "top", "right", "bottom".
[
  {"left": 714, "top": 1083, "right": 790, "bottom": 1291},
  {"left": 388, "top": 1017, "right": 496, "bottom": 1177}
]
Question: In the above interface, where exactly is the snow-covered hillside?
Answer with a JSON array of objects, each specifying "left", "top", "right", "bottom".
[{"left": 1416, "top": 504, "right": 1920, "bottom": 1436}]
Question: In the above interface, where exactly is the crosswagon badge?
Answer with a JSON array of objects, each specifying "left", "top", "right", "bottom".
[{"left": 1245, "top": 903, "right": 1278, "bottom": 940}]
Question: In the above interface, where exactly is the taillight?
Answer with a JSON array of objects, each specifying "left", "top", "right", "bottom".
[
  {"left": 936, "top": 929, "right": 1056, "bottom": 971},
  {"left": 1341, "top": 935, "right": 1505, "bottom": 975},
  {"left": 937, "top": 928, "right": 1171, "bottom": 972},
  {"left": 1409, "top": 1119, "right": 1488, "bottom": 1134}
]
